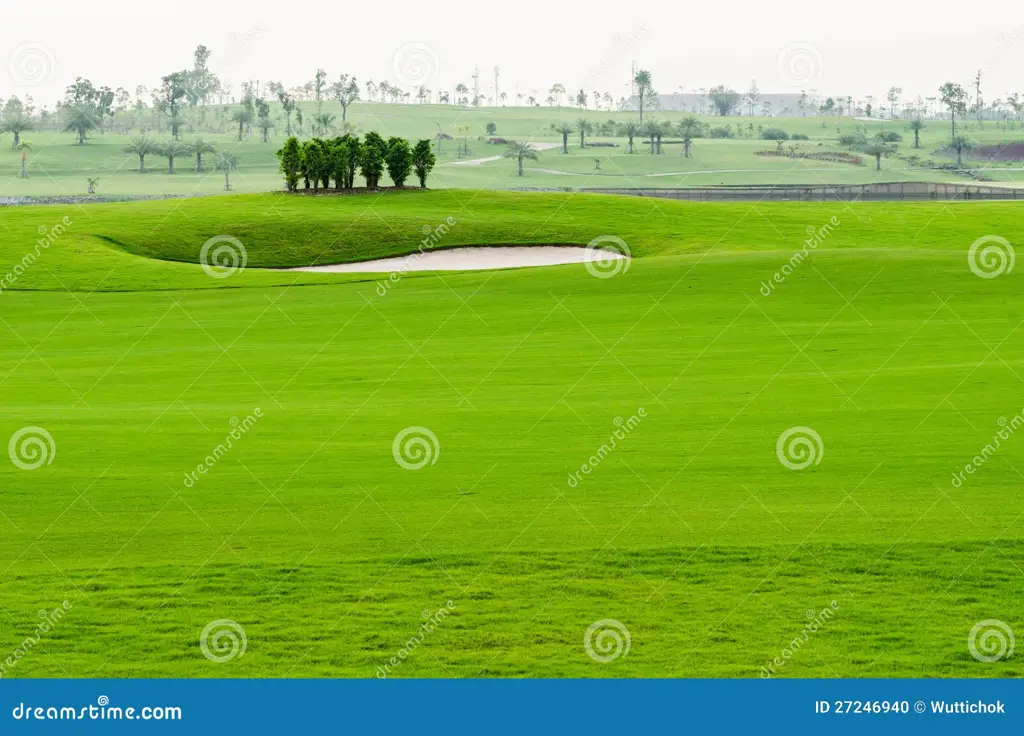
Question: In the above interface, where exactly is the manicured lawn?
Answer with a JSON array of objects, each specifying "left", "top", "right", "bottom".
[{"left": 0, "top": 191, "right": 1022, "bottom": 677}]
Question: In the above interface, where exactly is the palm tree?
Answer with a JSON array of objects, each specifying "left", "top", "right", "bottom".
[
  {"left": 63, "top": 104, "right": 100, "bottom": 145},
  {"left": 623, "top": 120, "right": 639, "bottom": 154},
  {"left": 189, "top": 138, "right": 216, "bottom": 172},
  {"left": 16, "top": 140, "right": 32, "bottom": 178},
  {"left": 87, "top": 177, "right": 99, "bottom": 194},
  {"left": 124, "top": 136, "right": 158, "bottom": 172},
  {"left": 1, "top": 114, "right": 35, "bottom": 149},
  {"left": 951, "top": 134, "right": 973, "bottom": 167},
  {"left": 677, "top": 116, "right": 702, "bottom": 158},
  {"left": 215, "top": 152, "right": 238, "bottom": 191},
  {"left": 575, "top": 118, "right": 593, "bottom": 149},
  {"left": 862, "top": 135, "right": 897, "bottom": 170},
  {"left": 642, "top": 120, "right": 661, "bottom": 154},
  {"left": 907, "top": 118, "right": 926, "bottom": 149},
  {"left": 503, "top": 141, "right": 539, "bottom": 176},
  {"left": 556, "top": 123, "right": 573, "bottom": 153},
  {"left": 229, "top": 108, "right": 253, "bottom": 141},
  {"left": 156, "top": 139, "right": 191, "bottom": 174},
  {"left": 312, "top": 113, "right": 336, "bottom": 136}
]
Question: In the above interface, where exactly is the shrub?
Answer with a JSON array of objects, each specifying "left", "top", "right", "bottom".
[
  {"left": 760, "top": 128, "right": 789, "bottom": 141},
  {"left": 877, "top": 132, "right": 903, "bottom": 143},
  {"left": 709, "top": 126, "right": 734, "bottom": 139},
  {"left": 486, "top": 122, "right": 497, "bottom": 135},
  {"left": 791, "top": 133, "right": 809, "bottom": 140},
  {"left": 839, "top": 133, "right": 867, "bottom": 147}
]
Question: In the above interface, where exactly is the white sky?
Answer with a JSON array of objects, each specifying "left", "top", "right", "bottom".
[{"left": 3, "top": 0, "right": 1023, "bottom": 107}]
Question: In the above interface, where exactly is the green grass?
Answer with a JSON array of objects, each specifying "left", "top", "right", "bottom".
[
  {"left": 0, "top": 191, "right": 1023, "bottom": 677},
  {"left": 3, "top": 102, "right": 1023, "bottom": 197}
]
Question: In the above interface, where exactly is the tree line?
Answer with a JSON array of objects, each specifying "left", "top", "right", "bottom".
[{"left": 275, "top": 134, "right": 436, "bottom": 192}]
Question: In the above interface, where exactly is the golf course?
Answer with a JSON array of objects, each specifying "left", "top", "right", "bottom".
[{"left": 1, "top": 189, "right": 1022, "bottom": 677}]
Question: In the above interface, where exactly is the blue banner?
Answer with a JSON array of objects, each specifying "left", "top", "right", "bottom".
[{"left": 1, "top": 679, "right": 1019, "bottom": 734}]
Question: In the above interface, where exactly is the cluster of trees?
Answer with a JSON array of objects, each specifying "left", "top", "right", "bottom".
[
  {"left": 275, "top": 133, "right": 436, "bottom": 192},
  {"left": 121, "top": 136, "right": 238, "bottom": 187}
]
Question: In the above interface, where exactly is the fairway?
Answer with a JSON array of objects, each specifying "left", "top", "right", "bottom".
[{"left": 0, "top": 191, "right": 1022, "bottom": 677}]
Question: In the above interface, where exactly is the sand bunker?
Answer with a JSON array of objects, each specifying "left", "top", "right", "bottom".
[{"left": 285, "top": 246, "right": 630, "bottom": 273}]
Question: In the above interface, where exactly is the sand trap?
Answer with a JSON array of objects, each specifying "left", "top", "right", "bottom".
[{"left": 285, "top": 246, "right": 629, "bottom": 273}]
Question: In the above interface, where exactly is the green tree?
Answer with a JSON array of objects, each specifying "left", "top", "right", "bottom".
[
  {"left": 278, "top": 92, "right": 296, "bottom": 136},
  {"left": 189, "top": 137, "right": 216, "bottom": 172},
  {"left": 642, "top": 120, "right": 661, "bottom": 154},
  {"left": 360, "top": 132, "right": 387, "bottom": 188},
  {"left": 312, "top": 112, "right": 336, "bottom": 136},
  {"left": 1, "top": 113, "right": 34, "bottom": 149},
  {"left": 503, "top": 140, "right": 539, "bottom": 176},
  {"left": 256, "top": 98, "right": 272, "bottom": 142},
  {"left": 951, "top": 134, "right": 973, "bottom": 166},
  {"left": 634, "top": 69, "right": 654, "bottom": 122},
  {"left": 623, "top": 120, "right": 639, "bottom": 154},
  {"left": 861, "top": 134, "right": 897, "bottom": 170},
  {"left": 215, "top": 152, "right": 238, "bottom": 191},
  {"left": 907, "top": 118, "right": 925, "bottom": 149},
  {"left": 230, "top": 107, "right": 254, "bottom": 141},
  {"left": 556, "top": 122, "right": 573, "bottom": 153},
  {"left": 385, "top": 136, "right": 413, "bottom": 187},
  {"left": 157, "top": 71, "right": 189, "bottom": 139},
  {"left": 124, "top": 136, "right": 158, "bottom": 172},
  {"left": 575, "top": 117, "right": 593, "bottom": 149},
  {"left": 63, "top": 104, "right": 100, "bottom": 144},
  {"left": 330, "top": 74, "right": 359, "bottom": 121},
  {"left": 275, "top": 136, "right": 302, "bottom": 191},
  {"left": 339, "top": 135, "right": 362, "bottom": 188},
  {"left": 709, "top": 85, "right": 741, "bottom": 116},
  {"left": 156, "top": 139, "right": 190, "bottom": 174},
  {"left": 677, "top": 116, "right": 703, "bottom": 157},
  {"left": 412, "top": 139, "right": 436, "bottom": 188},
  {"left": 939, "top": 82, "right": 968, "bottom": 142}
]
